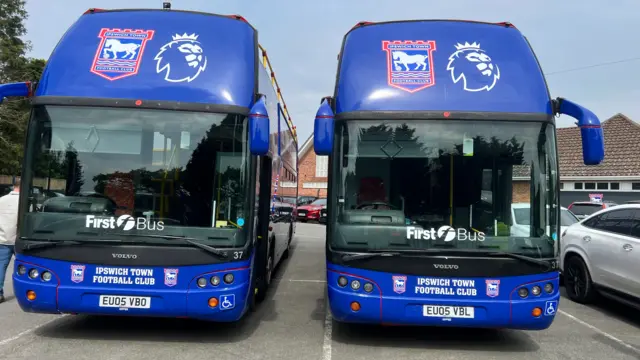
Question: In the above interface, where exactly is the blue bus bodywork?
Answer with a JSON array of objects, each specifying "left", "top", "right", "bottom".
[
  {"left": 314, "top": 20, "right": 604, "bottom": 330},
  {"left": 1, "top": 8, "right": 298, "bottom": 321}
]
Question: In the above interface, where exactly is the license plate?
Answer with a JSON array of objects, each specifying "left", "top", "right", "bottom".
[
  {"left": 99, "top": 295, "right": 151, "bottom": 309},
  {"left": 423, "top": 305, "right": 474, "bottom": 318},
  {"left": 299, "top": 213, "right": 306, "bottom": 217}
]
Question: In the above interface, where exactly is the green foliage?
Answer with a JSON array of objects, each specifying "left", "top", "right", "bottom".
[{"left": 0, "top": 0, "right": 46, "bottom": 175}]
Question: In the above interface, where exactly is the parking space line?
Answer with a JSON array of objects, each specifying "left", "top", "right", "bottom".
[
  {"left": 273, "top": 278, "right": 326, "bottom": 283},
  {"left": 296, "top": 235, "right": 326, "bottom": 239},
  {"left": 322, "top": 300, "right": 333, "bottom": 360},
  {"left": 0, "top": 316, "right": 65, "bottom": 347},
  {"left": 558, "top": 309, "right": 640, "bottom": 355}
]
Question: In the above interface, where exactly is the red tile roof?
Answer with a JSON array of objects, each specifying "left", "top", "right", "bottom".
[{"left": 557, "top": 113, "right": 640, "bottom": 177}]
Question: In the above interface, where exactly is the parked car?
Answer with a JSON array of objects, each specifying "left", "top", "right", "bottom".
[
  {"left": 297, "top": 196, "right": 317, "bottom": 206},
  {"left": 296, "top": 198, "right": 326, "bottom": 222},
  {"left": 560, "top": 204, "right": 640, "bottom": 309},
  {"left": 567, "top": 200, "right": 618, "bottom": 220},
  {"left": 510, "top": 203, "right": 579, "bottom": 239},
  {"left": 319, "top": 205, "right": 327, "bottom": 224}
]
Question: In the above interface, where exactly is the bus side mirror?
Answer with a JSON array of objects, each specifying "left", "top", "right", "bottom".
[
  {"left": 314, "top": 98, "right": 334, "bottom": 155},
  {"left": 0, "top": 82, "right": 31, "bottom": 105},
  {"left": 248, "top": 95, "right": 269, "bottom": 155},
  {"left": 556, "top": 97, "right": 604, "bottom": 166}
]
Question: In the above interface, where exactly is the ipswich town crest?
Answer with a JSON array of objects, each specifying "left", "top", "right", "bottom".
[
  {"left": 485, "top": 279, "right": 500, "bottom": 298},
  {"left": 70, "top": 265, "right": 85, "bottom": 283},
  {"left": 164, "top": 268, "right": 179, "bottom": 287},
  {"left": 392, "top": 275, "right": 407, "bottom": 294},
  {"left": 382, "top": 40, "right": 437, "bottom": 93},
  {"left": 90, "top": 28, "right": 155, "bottom": 81}
]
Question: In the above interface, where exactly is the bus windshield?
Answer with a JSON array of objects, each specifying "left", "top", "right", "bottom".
[
  {"left": 21, "top": 105, "right": 251, "bottom": 247},
  {"left": 330, "top": 119, "right": 558, "bottom": 258}
]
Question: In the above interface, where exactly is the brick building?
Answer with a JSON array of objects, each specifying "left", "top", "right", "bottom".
[
  {"left": 296, "top": 135, "right": 328, "bottom": 198},
  {"left": 513, "top": 113, "right": 640, "bottom": 206}
]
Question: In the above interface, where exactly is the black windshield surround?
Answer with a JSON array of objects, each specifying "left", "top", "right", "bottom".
[
  {"left": 325, "top": 118, "right": 560, "bottom": 277},
  {"left": 16, "top": 105, "right": 256, "bottom": 266}
]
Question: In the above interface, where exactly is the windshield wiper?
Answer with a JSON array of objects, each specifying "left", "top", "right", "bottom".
[
  {"left": 20, "top": 238, "right": 122, "bottom": 251},
  {"left": 341, "top": 249, "right": 551, "bottom": 269},
  {"left": 117, "top": 234, "right": 228, "bottom": 259},
  {"left": 483, "top": 251, "right": 551, "bottom": 269},
  {"left": 341, "top": 251, "right": 403, "bottom": 262}
]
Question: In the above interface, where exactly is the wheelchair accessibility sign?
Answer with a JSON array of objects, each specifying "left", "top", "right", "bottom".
[
  {"left": 220, "top": 294, "right": 235, "bottom": 311},
  {"left": 544, "top": 300, "right": 558, "bottom": 316}
]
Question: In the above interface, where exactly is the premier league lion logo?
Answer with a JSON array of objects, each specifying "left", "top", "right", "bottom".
[
  {"left": 154, "top": 33, "right": 207, "bottom": 83},
  {"left": 446, "top": 42, "right": 500, "bottom": 92}
]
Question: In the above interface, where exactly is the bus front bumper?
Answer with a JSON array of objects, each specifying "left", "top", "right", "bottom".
[
  {"left": 12, "top": 264, "right": 252, "bottom": 322},
  {"left": 326, "top": 268, "right": 560, "bottom": 330},
  {"left": 328, "top": 285, "right": 559, "bottom": 330}
]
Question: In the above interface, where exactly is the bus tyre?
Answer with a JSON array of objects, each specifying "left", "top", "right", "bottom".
[
  {"left": 265, "top": 240, "right": 274, "bottom": 287},
  {"left": 283, "top": 224, "right": 292, "bottom": 259},
  {"left": 564, "top": 255, "right": 596, "bottom": 304},
  {"left": 254, "top": 238, "right": 274, "bottom": 304}
]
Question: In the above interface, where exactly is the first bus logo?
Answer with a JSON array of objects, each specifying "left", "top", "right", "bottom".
[
  {"left": 382, "top": 40, "right": 437, "bottom": 93},
  {"left": 91, "top": 28, "right": 155, "bottom": 81}
]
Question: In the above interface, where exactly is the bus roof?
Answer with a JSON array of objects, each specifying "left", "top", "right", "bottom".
[
  {"left": 35, "top": 9, "right": 257, "bottom": 111},
  {"left": 334, "top": 20, "right": 552, "bottom": 117}
]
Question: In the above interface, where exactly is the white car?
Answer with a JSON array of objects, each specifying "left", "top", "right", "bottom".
[
  {"left": 560, "top": 204, "right": 640, "bottom": 308},
  {"left": 510, "top": 203, "right": 579, "bottom": 239}
]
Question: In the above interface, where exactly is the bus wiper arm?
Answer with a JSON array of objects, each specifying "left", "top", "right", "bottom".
[
  {"left": 20, "top": 238, "right": 123, "bottom": 250},
  {"left": 118, "top": 234, "right": 228, "bottom": 259},
  {"left": 341, "top": 252, "right": 402, "bottom": 262},
  {"left": 484, "top": 252, "right": 551, "bottom": 269}
]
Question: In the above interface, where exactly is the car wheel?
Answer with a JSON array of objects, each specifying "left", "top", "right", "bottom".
[{"left": 564, "top": 255, "right": 596, "bottom": 304}]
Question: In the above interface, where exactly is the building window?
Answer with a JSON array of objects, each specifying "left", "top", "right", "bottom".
[
  {"left": 584, "top": 182, "right": 596, "bottom": 190},
  {"left": 574, "top": 183, "right": 583, "bottom": 190},
  {"left": 610, "top": 182, "right": 620, "bottom": 190},
  {"left": 559, "top": 183, "right": 564, "bottom": 190},
  {"left": 315, "top": 155, "right": 328, "bottom": 177},
  {"left": 633, "top": 183, "right": 640, "bottom": 191},
  {"left": 597, "top": 182, "right": 608, "bottom": 190}
]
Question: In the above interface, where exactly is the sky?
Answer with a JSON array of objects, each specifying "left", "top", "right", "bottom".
[{"left": 23, "top": 0, "right": 640, "bottom": 144}]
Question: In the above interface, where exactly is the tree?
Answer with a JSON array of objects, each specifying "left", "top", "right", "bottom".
[{"left": 0, "top": 0, "right": 46, "bottom": 175}]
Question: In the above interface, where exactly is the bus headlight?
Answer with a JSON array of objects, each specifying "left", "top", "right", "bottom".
[
  {"left": 337, "top": 276, "right": 348, "bottom": 287},
  {"left": 17, "top": 265, "right": 26, "bottom": 276},
  {"left": 518, "top": 287, "right": 528, "bottom": 298},
  {"left": 223, "top": 273, "right": 234, "bottom": 284},
  {"left": 350, "top": 280, "right": 361, "bottom": 290},
  {"left": 210, "top": 276, "right": 221, "bottom": 286},
  {"left": 197, "top": 277, "right": 207, "bottom": 288},
  {"left": 544, "top": 283, "right": 554, "bottom": 293},
  {"left": 28, "top": 269, "right": 39, "bottom": 279},
  {"left": 531, "top": 285, "right": 541, "bottom": 296},
  {"left": 363, "top": 283, "right": 373, "bottom": 292},
  {"left": 41, "top": 271, "right": 52, "bottom": 282}
]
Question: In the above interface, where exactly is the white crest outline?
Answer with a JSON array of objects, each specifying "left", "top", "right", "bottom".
[
  {"left": 154, "top": 33, "right": 208, "bottom": 83},
  {"left": 446, "top": 42, "right": 500, "bottom": 92}
]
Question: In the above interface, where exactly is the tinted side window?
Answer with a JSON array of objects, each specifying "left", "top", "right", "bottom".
[
  {"left": 631, "top": 211, "right": 640, "bottom": 238},
  {"left": 598, "top": 209, "right": 634, "bottom": 236},
  {"left": 582, "top": 214, "right": 604, "bottom": 229}
]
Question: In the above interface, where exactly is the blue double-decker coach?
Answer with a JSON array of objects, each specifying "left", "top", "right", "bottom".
[
  {"left": 314, "top": 20, "right": 605, "bottom": 329},
  {"left": 0, "top": 5, "right": 298, "bottom": 321}
]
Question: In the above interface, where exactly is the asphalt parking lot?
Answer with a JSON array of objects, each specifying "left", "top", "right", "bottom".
[{"left": 1, "top": 222, "right": 639, "bottom": 360}]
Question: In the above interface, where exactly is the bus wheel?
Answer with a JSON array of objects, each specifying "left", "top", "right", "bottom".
[
  {"left": 283, "top": 224, "right": 292, "bottom": 259},
  {"left": 564, "top": 255, "right": 596, "bottom": 304},
  {"left": 255, "top": 238, "right": 274, "bottom": 304},
  {"left": 265, "top": 252, "right": 274, "bottom": 287}
]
